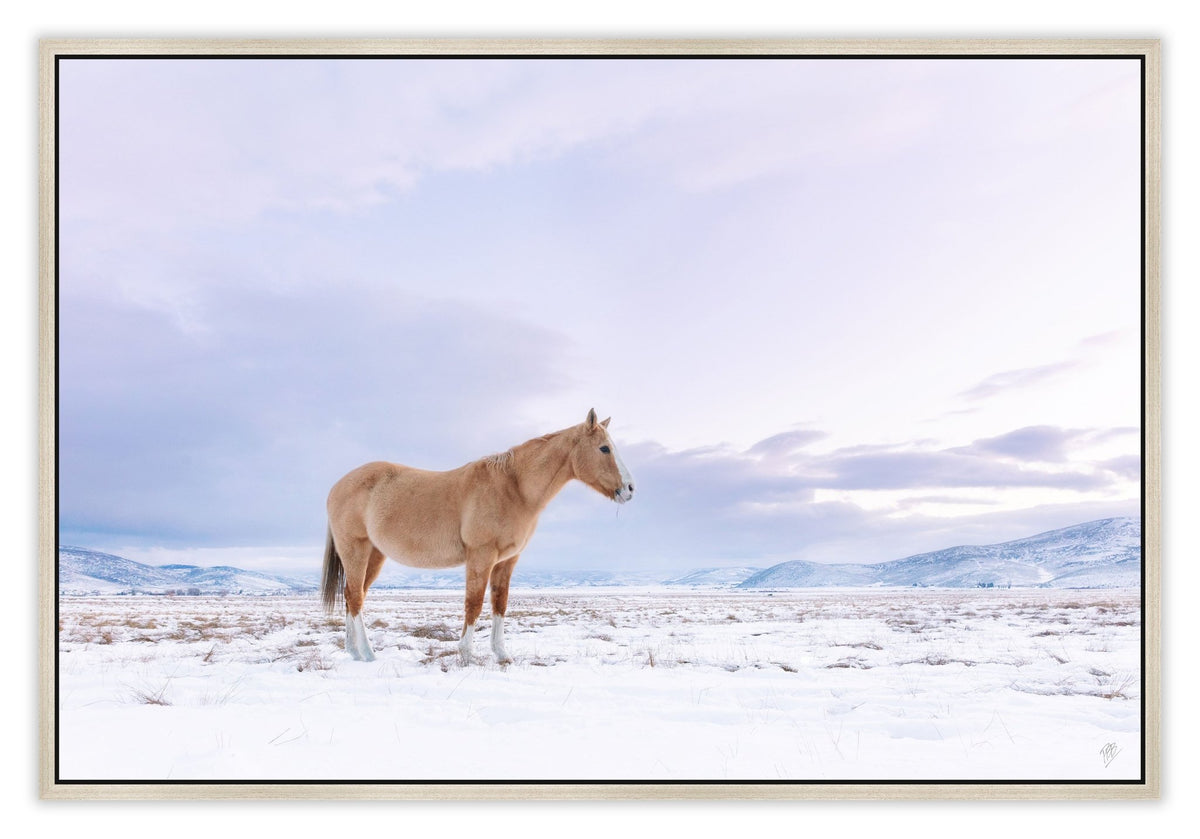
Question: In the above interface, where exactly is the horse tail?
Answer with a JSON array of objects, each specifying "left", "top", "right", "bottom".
[{"left": 321, "top": 525, "right": 345, "bottom": 614}]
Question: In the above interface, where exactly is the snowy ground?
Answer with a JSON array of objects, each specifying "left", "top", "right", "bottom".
[{"left": 56, "top": 587, "right": 1142, "bottom": 783}]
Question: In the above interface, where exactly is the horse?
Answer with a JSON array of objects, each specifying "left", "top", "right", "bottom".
[{"left": 322, "top": 409, "right": 635, "bottom": 665}]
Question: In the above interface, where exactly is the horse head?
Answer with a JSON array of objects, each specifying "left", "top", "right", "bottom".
[{"left": 571, "top": 408, "right": 635, "bottom": 504}]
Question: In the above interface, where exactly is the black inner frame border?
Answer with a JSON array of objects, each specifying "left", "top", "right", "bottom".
[{"left": 50, "top": 49, "right": 1152, "bottom": 788}]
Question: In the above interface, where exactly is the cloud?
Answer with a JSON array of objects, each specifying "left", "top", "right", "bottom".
[
  {"left": 64, "top": 58, "right": 1129, "bottom": 243},
  {"left": 960, "top": 425, "right": 1082, "bottom": 462},
  {"left": 522, "top": 424, "right": 1137, "bottom": 569},
  {"left": 747, "top": 429, "right": 828, "bottom": 457},
  {"left": 1079, "top": 330, "right": 1126, "bottom": 349},
  {"left": 58, "top": 282, "right": 574, "bottom": 547},
  {"left": 1099, "top": 455, "right": 1141, "bottom": 481},
  {"left": 958, "top": 360, "right": 1081, "bottom": 401},
  {"left": 893, "top": 495, "right": 998, "bottom": 509},
  {"left": 955, "top": 425, "right": 1141, "bottom": 466},
  {"left": 57, "top": 59, "right": 705, "bottom": 243},
  {"left": 811, "top": 446, "right": 1109, "bottom": 492},
  {"left": 528, "top": 440, "right": 863, "bottom": 568}
]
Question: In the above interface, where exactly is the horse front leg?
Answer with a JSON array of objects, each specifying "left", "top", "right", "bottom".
[
  {"left": 489, "top": 555, "right": 519, "bottom": 664},
  {"left": 458, "top": 551, "right": 494, "bottom": 665}
]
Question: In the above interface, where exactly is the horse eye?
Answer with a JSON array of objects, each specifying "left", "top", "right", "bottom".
[{"left": 599, "top": 445, "right": 611, "bottom": 454}]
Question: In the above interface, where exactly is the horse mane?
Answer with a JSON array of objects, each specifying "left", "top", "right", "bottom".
[
  {"left": 482, "top": 449, "right": 515, "bottom": 472},
  {"left": 481, "top": 428, "right": 575, "bottom": 474}
]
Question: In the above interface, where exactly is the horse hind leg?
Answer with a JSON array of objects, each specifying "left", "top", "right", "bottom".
[{"left": 342, "top": 541, "right": 383, "bottom": 662}]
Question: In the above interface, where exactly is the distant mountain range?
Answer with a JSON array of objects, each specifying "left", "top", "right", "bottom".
[
  {"left": 55, "top": 548, "right": 666, "bottom": 595},
  {"left": 57, "top": 517, "right": 1141, "bottom": 595},
  {"left": 661, "top": 566, "right": 766, "bottom": 587},
  {"left": 57, "top": 547, "right": 314, "bottom": 595},
  {"left": 737, "top": 517, "right": 1141, "bottom": 590}
]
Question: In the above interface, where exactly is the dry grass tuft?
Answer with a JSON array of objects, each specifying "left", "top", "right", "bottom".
[
  {"left": 1095, "top": 672, "right": 1137, "bottom": 700},
  {"left": 129, "top": 681, "right": 172, "bottom": 706},
  {"left": 834, "top": 640, "right": 883, "bottom": 651},
  {"left": 419, "top": 644, "right": 458, "bottom": 666},
  {"left": 295, "top": 650, "right": 334, "bottom": 672},
  {"left": 410, "top": 624, "right": 458, "bottom": 642}
]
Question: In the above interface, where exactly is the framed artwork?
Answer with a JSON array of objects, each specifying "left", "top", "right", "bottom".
[{"left": 39, "top": 38, "right": 1160, "bottom": 799}]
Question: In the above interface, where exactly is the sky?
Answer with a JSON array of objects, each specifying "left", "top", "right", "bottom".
[{"left": 56, "top": 56, "right": 1144, "bottom": 577}]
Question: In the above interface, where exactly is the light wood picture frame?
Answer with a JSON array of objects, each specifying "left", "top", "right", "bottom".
[{"left": 39, "top": 38, "right": 1160, "bottom": 800}]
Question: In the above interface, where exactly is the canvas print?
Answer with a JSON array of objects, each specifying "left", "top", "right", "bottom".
[{"left": 51, "top": 50, "right": 1149, "bottom": 789}]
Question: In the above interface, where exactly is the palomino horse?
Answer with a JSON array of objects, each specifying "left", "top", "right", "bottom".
[{"left": 322, "top": 409, "right": 635, "bottom": 664}]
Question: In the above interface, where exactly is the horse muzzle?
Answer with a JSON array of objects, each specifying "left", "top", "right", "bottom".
[{"left": 614, "top": 483, "right": 635, "bottom": 504}]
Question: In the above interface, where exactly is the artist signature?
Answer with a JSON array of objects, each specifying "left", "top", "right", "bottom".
[{"left": 1100, "top": 742, "right": 1122, "bottom": 768}]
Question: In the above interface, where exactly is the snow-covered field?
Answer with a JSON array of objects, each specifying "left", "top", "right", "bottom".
[{"left": 56, "top": 587, "right": 1142, "bottom": 783}]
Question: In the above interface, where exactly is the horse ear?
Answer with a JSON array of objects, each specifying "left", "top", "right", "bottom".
[
  {"left": 586, "top": 408, "right": 597, "bottom": 429},
  {"left": 600, "top": 417, "right": 611, "bottom": 429}
]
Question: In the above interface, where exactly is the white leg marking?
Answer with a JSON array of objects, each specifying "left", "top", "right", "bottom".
[
  {"left": 345, "top": 612, "right": 376, "bottom": 662},
  {"left": 358, "top": 615, "right": 376, "bottom": 662},
  {"left": 491, "top": 613, "right": 512, "bottom": 663},
  {"left": 458, "top": 623, "right": 476, "bottom": 665},
  {"left": 345, "top": 613, "right": 359, "bottom": 660}
]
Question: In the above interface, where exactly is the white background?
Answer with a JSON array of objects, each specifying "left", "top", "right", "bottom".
[{"left": 4, "top": 1, "right": 1192, "bottom": 835}]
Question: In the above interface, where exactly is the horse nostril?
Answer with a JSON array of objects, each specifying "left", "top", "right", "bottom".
[{"left": 627, "top": 484, "right": 635, "bottom": 493}]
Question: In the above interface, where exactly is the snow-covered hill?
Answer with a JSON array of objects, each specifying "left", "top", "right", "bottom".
[
  {"left": 739, "top": 517, "right": 1141, "bottom": 590},
  {"left": 661, "top": 567, "right": 764, "bottom": 587},
  {"left": 58, "top": 547, "right": 313, "bottom": 595}
]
